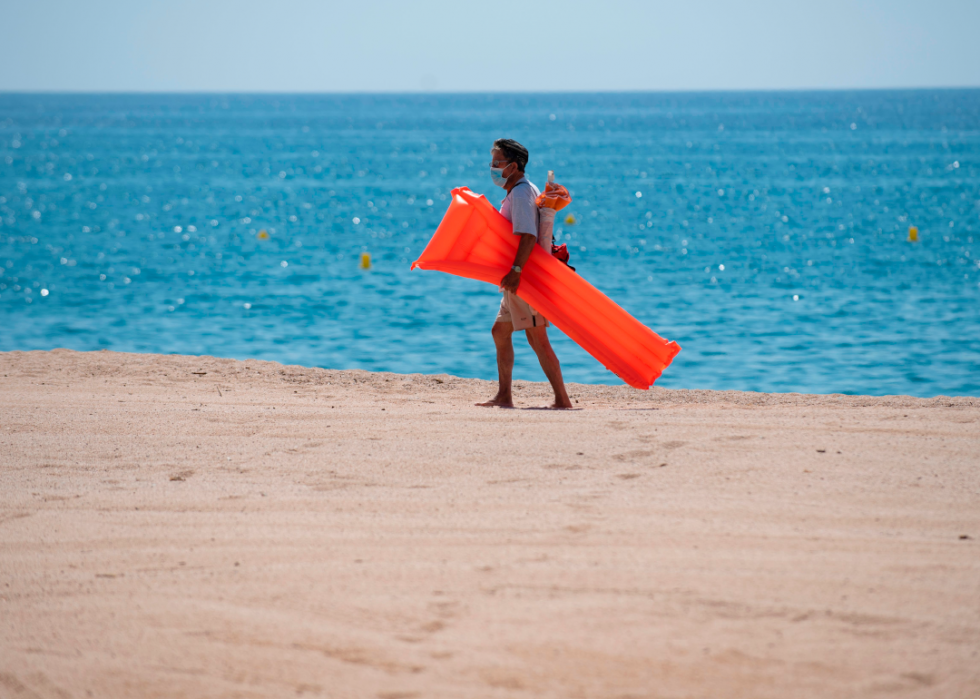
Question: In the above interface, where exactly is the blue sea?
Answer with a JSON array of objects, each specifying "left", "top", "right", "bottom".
[{"left": 1, "top": 91, "right": 978, "bottom": 396}]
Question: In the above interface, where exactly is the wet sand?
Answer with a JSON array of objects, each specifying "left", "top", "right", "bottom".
[{"left": 1, "top": 349, "right": 978, "bottom": 698}]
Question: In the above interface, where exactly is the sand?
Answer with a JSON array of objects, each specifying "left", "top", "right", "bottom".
[{"left": 1, "top": 348, "right": 978, "bottom": 698}]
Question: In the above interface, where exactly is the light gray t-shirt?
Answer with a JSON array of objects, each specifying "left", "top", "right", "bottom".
[{"left": 499, "top": 177, "right": 551, "bottom": 251}]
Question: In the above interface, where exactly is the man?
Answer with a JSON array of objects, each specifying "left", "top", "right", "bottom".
[{"left": 477, "top": 138, "right": 573, "bottom": 409}]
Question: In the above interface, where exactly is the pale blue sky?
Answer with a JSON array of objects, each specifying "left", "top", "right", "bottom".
[{"left": 3, "top": 0, "right": 979, "bottom": 92}]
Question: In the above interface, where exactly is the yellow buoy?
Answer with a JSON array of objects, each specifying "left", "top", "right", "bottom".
[
  {"left": 564, "top": 214, "right": 576, "bottom": 225},
  {"left": 359, "top": 252, "right": 371, "bottom": 269},
  {"left": 908, "top": 226, "right": 918, "bottom": 242},
  {"left": 257, "top": 230, "right": 269, "bottom": 240}
]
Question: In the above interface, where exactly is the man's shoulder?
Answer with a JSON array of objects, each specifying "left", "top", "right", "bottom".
[{"left": 512, "top": 178, "right": 539, "bottom": 199}]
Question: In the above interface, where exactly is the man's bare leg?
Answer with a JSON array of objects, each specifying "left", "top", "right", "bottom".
[
  {"left": 476, "top": 321, "right": 515, "bottom": 407},
  {"left": 525, "top": 326, "right": 573, "bottom": 409}
]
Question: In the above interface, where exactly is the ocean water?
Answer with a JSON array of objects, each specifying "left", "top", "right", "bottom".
[{"left": 1, "top": 91, "right": 978, "bottom": 396}]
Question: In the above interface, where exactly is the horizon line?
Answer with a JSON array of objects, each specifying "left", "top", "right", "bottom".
[{"left": 2, "top": 85, "right": 980, "bottom": 97}]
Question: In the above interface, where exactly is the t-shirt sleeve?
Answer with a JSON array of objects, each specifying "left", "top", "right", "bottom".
[{"left": 509, "top": 185, "right": 538, "bottom": 237}]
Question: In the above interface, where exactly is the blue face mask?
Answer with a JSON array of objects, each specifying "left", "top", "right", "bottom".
[{"left": 490, "top": 167, "right": 508, "bottom": 188}]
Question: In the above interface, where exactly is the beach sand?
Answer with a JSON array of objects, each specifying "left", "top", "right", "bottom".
[{"left": 1, "top": 348, "right": 978, "bottom": 698}]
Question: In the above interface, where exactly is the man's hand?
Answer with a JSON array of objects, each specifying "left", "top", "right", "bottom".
[{"left": 500, "top": 269, "right": 521, "bottom": 293}]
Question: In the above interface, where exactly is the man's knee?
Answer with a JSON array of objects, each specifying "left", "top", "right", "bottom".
[
  {"left": 492, "top": 322, "right": 512, "bottom": 343},
  {"left": 525, "top": 327, "right": 548, "bottom": 351}
]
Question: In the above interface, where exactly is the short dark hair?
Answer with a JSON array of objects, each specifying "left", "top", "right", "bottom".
[{"left": 492, "top": 138, "right": 528, "bottom": 172}]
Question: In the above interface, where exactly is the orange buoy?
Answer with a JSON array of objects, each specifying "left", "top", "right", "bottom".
[
  {"left": 411, "top": 187, "right": 680, "bottom": 389},
  {"left": 908, "top": 226, "right": 918, "bottom": 242}
]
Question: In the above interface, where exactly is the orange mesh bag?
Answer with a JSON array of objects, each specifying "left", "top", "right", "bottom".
[{"left": 536, "top": 181, "right": 572, "bottom": 211}]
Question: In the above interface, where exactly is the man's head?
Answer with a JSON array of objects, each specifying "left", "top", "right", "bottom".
[
  {"left": 492, "top": 138, "right": 528, "bottom": 171},
  {"left": 490, "top": 138, "right": 528, "bottom": 190}
]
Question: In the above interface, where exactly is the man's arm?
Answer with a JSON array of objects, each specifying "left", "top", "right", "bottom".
[{"left": 499, "top": 233, "right": 536, "bottom": 293}]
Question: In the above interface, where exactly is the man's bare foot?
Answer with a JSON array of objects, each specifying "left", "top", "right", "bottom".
[
  {"left": 544, "top": 388, "right": 575, "bottom": 410},
  {"left": 476, "top": 395, "right": 514, "bottom": 408}
]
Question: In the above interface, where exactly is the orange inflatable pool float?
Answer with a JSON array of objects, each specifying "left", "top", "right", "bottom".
[{"left": 411, "top": 187, "right": 681, "bottom": 389}]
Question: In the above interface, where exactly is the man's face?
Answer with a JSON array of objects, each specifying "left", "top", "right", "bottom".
[{"left": 491, "top": 148, "right": 517, "bottom": 179}]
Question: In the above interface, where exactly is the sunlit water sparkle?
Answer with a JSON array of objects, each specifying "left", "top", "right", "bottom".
[{"left": 1, "top": 91, "right": 978, "bottom": 396}]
